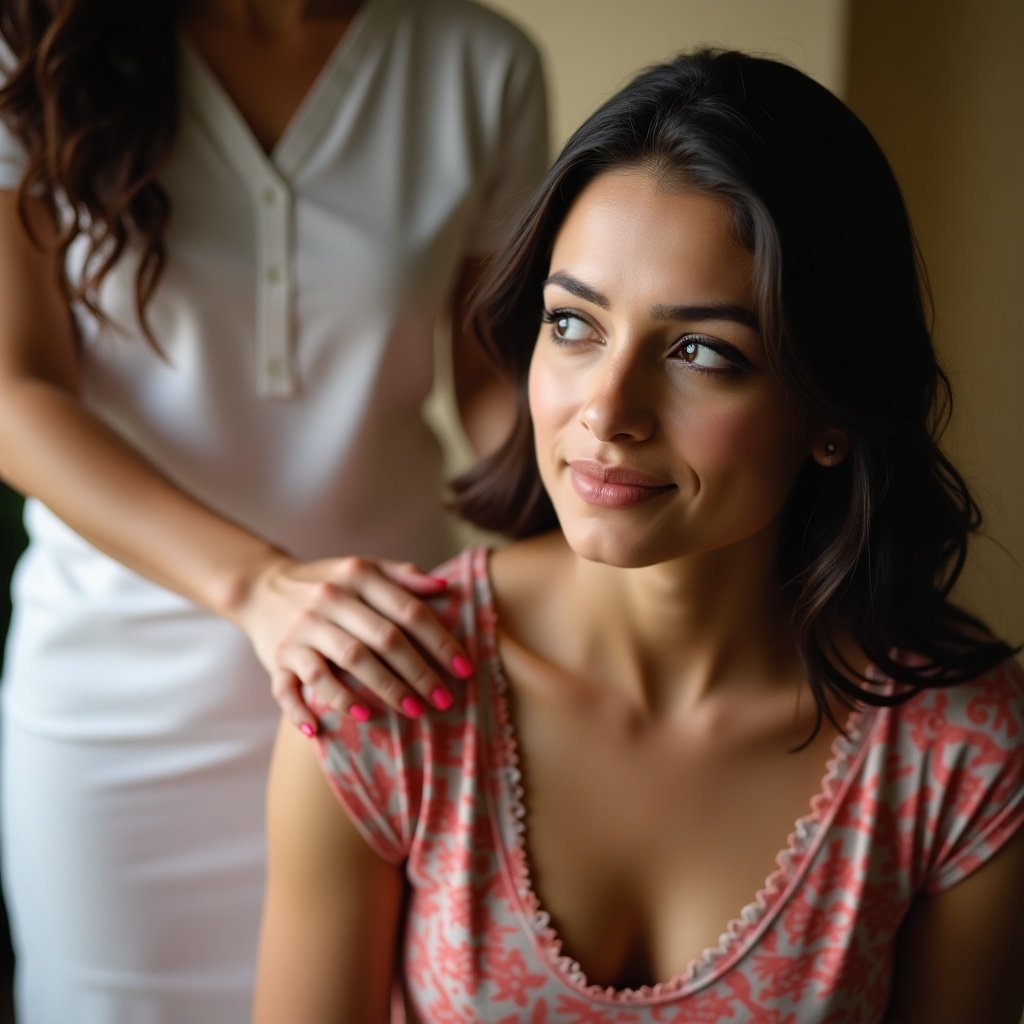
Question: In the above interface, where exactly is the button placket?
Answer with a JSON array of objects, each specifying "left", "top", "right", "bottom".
[
  {"left": 255, "top": 176, "right": 295, "bottom": 399},
  {"left": 179, "top": 39, "right": 299, "bottom": 400}
]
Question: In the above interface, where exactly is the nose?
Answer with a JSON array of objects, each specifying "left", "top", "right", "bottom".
[{"left": 580, "top": 353, "right": 657, "bottom": 443}]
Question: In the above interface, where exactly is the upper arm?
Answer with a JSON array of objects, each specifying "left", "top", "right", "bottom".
[
  {"left": 450, "top": 254, "right": 516, "bottom": 457},
  {"left": 253, "top": 719, "right": 403, "bottom": 1024},
  {"left": 450, "top": 254, "right": 493, "bottom": 396},
  {"left": 886, "top": 826, "right": 1024, "bottom": 1024},
  {"left": 0, "top": 189, "right": 79, "bottom": 391}
]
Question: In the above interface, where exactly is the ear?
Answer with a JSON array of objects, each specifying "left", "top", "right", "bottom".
[{"left": 810, "top": 429, "right": 849, "bottom": 468}]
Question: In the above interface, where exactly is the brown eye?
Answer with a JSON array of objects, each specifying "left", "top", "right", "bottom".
[
  {"left": 542, "top": 309, "right": 594, "bottom": 343},
  {"left": 677, "top": 336, "right": 731, "bottom": 370}
]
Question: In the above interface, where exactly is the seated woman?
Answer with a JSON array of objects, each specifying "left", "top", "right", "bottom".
[{"left": 252, "top": 49, "right": 1024, "bottom": 1024}]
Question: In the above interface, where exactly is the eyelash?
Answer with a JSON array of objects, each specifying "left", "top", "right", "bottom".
[
  {"left": 540, "top": 308, "right": 589, "bottom": 345},
  {"left": 540, "top": 308, "right": 752, "bottom": 376}
]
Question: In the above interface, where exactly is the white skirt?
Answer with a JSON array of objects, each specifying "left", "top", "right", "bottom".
[{"left": 1, "top": 524, "right": 279, "bottom": 1024}]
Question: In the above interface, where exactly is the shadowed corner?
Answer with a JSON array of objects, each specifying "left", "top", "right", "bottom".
[{"left": 0, "top": 481, "right": 26, "bottom": 1024}]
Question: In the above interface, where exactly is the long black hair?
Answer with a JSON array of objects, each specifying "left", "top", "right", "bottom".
[{"left": 452, "top": 48, "right": 1016, "bottom": 734}]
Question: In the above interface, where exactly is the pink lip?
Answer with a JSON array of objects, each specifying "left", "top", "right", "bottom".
[{"left": 567, "top": 460, "right": 675, "bottom": 508}]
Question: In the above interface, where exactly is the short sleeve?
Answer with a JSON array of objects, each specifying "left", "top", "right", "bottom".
[
  {"left": 313, "top": 706, "right": 424, "bottom": 865},
  {"left": 0, "top": 38, "right": 29, "bottom": 190},
  {"left": 920, "top": 658, "right": 1024, "bottom": 893},
  {"left": 464, "top": 36, "right": 549, "bottom": 256}
]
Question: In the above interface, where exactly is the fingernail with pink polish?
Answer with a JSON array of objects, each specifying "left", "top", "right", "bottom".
[
  {"left": 427, "top": 576, "right": 448, "bottom": 589},
  {"left": 451, "top": 654, "right": 474, "bottom": 679},
  {"left": 348, "top": 704, "right": 371, "bottom": 723},
  {"left": 431, "top": 687, "right": 454, "bottom": 711},
  {"left": 401, "top": 695, "right": 424, "bottom": 719},
  {"left": 299, "top": 721, "right": 317, "bottom": 738}
]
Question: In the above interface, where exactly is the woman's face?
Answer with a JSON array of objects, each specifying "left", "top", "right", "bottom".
[{"left": 528, "top": 168, "right": 819, "bottom": 569}]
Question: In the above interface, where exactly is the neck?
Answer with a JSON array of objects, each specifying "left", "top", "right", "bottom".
[
  {"left": 564, "top": 527, "right": 804, "bottom": 715},
  {"left": 184, "top": 0, "right": 361, "bottom": 32}
]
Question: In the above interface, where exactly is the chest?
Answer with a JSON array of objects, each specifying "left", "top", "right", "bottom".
[
  {"left": 184, "top": 22, "right": 351, "bottom": 154},
  {"left": 508, "top": 687, "right": 842, "bottom": 990}
]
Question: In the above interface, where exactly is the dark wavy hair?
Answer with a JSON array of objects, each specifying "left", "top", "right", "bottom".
[
  {"left": 0, "top": 0, "right": 179, "bottom": 342},
  {"left": 452, "top": 48, "right": 1016, "bottom": 733}
]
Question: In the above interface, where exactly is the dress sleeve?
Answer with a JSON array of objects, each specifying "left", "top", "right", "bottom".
[
  {"left": 463, "top": 35, "right": 549, "bottom": 256},
  {"left": 313, "top": 706, "right": 425, "bottom": 866},
  {"left": 920, "top": 657, "right": 1024, "bottom": 893}
]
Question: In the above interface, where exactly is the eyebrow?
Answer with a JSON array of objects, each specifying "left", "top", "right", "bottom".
[
  {"left": 650, "top": 302, "right": 760, "bottom": 331},
  {"left": 543, "top": 272, "right": 611, "bottom": 309},
  {"left": 543, "top": 272, "right": 759, "bottom": 330}
]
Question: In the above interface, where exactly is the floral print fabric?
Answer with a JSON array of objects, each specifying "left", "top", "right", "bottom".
[{"left": 313, "top": 547, "right": 1024, "bottom": 1023}]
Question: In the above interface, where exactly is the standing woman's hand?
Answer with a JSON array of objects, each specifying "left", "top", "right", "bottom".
[
  {"left": 232, "top": 554, "right": 474, "bottom": 735},
  {"left": 0, "top": 188, "right": 476, "bottom": 742}
]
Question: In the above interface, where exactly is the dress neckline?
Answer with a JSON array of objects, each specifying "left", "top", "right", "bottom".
[
  {"left": 469, "top": 545, "right": 881, "bottom": 1004},
  {"left": 178, "top": 0, "right": 392, "bottom": 178}
]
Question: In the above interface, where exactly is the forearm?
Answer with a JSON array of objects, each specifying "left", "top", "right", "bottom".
[
  {"left": 0, "top": 375, "right": 281, "bottom": 617},
  {"left": 0, "top": 373, "right": 472, "bottom": 731}
]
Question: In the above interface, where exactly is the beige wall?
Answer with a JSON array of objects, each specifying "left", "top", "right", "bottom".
[
  {"left": 446, "top": 1, "right": 1021, "bottom": 644},
  {"left": 484, "top": 0, "right": 849, "bottom": 145},
  {"left": 846, "top": 0, "right": 1024, "bottom": 645}
]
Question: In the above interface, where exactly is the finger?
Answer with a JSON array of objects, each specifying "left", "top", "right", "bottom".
[
  {"left": 284, "top": 614, "right": 438, "bottom": 719},
  {"left": 277, "top": 645, "right": 374, "bottom": 723},
  {"left": 299, "top": 682, "right": 371, "bottom": 724},
  {"left": 333, "top": 563, "right": 474, "bottom": 685},
  {"left": 372, "top": 558, "right": 449, "bottom": 595},
  {"left": 329, "top": 591, "right": 468, "bottom": 710},
  {"left": 270, "top": 668, "right": 322, "bottom": 737}
]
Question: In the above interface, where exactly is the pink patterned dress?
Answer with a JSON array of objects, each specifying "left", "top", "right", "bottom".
[{"left": 313, "top": 547, "right": 1024, "bottom": 1023}]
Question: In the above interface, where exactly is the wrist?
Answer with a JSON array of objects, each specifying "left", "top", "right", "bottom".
[{"left": 206, "top": 538, "right": 291, "bottom": 623}]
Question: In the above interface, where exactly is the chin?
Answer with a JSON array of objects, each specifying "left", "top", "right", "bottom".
[{"left": 560, "top": 522, "right": 674, "bottom": 570}]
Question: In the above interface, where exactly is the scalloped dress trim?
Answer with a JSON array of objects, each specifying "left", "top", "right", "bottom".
[{"left": 473, "top": 546, "right": 882, "bottom": 1006}]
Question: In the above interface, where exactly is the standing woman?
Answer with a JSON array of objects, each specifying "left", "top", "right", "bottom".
[
  {"left": 255, "top": 49, "right": 1023, "bottom": 1023},
  {"left": 0, "top": 0, "right": 547, "bottom": 1020}
]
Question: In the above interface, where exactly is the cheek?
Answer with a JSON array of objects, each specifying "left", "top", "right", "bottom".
[
  {"left": 671, "top": 395, "right": 812, "bottom": 478},
  {"left": 527, "top": 346, "right": 575, "bottom": 441}
]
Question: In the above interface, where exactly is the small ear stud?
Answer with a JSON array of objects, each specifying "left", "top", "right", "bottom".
[{"left": 814, "top": 439, "right": 842, "bottom": 467}]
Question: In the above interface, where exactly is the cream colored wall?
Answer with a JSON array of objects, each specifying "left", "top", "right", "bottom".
[
  {"left": 484, "top": 0, "right": 849, "bottom": 145},
  {"left": 846, "top": 0, "right": 1024, "bottom": 646}
]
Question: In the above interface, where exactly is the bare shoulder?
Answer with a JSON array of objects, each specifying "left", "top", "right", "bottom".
[
  {"left": 487, "top": 532, "right": 582, "bottom": 697},
  {"left": 489, "top": 531, "right": 572, "bottom": 625},
  {"left": 490, "top": 531, "right": 571, "bottom": 597}
]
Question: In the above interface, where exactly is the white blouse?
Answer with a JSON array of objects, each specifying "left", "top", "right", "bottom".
[{"left": 0, "top": 0, "right": 549, "bottom": 734}]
